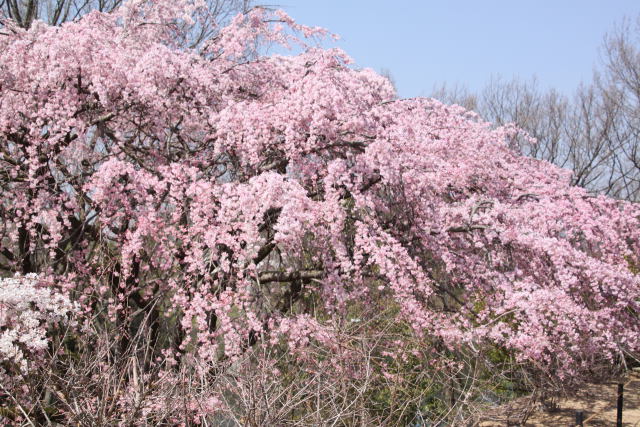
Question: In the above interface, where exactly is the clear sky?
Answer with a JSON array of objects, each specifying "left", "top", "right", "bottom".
[{"left": 277, "top": 1, "right": 640, "bottom": 98}]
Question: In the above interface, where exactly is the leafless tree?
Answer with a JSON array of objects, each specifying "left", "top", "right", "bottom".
[
  {"left": 431, "top": 16, "right": 640, "bottom": 201},
  {"left": 599, "top": 16, "right": 640, "bottom": 200}
]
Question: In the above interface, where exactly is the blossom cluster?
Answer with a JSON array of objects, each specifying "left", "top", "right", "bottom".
[{"left": 0, "top": 274, "right": 76, "bottom": 373}]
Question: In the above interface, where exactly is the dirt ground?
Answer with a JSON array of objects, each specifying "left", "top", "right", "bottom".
[{"left": 477, "top": 370, "right": 640, "bottom": 426}]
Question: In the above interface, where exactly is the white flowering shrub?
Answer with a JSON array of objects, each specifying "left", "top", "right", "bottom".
[{"left": 0, "top": 274, "right": 76, "bottom": 374}]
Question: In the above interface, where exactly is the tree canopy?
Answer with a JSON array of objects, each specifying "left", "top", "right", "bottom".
[{"left": 1, "top": 0, "right": 639, "bottom": 424}]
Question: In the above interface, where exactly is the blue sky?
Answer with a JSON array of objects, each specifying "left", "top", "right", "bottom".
[{"left": 277, "top": 1, "right": 640, "bottom": 98}]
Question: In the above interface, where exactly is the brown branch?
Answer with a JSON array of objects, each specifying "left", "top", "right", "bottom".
[
  {"left": 430, "top": 224, "right": 490, "bottom": 235},
  {"left": 253, "top": 241, "right": 275, "bottom": 265},
  {"left": 258, "top": 269, "right": 323, "bottom": 284},
  {"left": 359, "top": 173, "right": 382, "bottom": 193},
  {"left": 1, "top": 248, "right": 14, "bottom": 261}
]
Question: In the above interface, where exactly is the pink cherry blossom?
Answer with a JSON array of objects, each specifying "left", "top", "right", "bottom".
[{"left": 1, "top": 0, "right": 639, "bottom": 422}]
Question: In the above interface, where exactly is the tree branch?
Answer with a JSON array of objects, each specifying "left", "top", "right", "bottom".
[{"left": 258, "top": 269, "right": 323, "bottom": 284}]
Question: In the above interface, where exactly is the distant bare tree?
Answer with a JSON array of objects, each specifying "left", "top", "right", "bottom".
[
  {"left": 600, "top": 16, "right": 640, "bottom": 200},
  {"left": 431, "top": 16, "right": 640, "bottom": 202}
]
